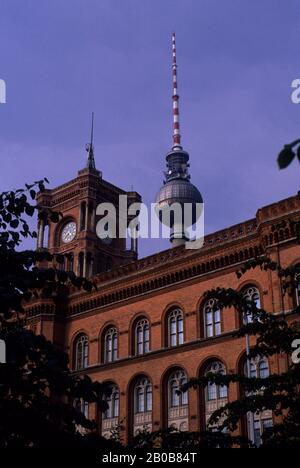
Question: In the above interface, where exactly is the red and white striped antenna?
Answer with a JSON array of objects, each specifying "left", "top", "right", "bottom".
[{"left": 172, "top": 32, "right": 182, "bottom": 150}]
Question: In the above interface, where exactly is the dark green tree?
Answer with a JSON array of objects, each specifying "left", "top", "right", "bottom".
[
  {"left": 0, "top": 181, "right": 117, "bottom": 448},
  {"left": 180, "top": 256, "right": 300, "bottom": 448}
]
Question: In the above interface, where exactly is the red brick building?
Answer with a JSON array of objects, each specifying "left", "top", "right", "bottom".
[
  {"left": 25, "top": 34, "right": 300, "bottom": 447},
  {"left": 26, "top": 159, "right": 300, "bottom": 444}
]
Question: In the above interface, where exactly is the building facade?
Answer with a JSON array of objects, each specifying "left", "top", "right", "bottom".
[
  {"left": 25, "top": 34, "right": 300, "bottom": 445},
  {"left": 26, "top": 185, "right": 300, "bottom": 444}
]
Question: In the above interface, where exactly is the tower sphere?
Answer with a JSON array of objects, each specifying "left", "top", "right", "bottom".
[{"left": 155, "top": 148, "right": 203, "bottom": 229}]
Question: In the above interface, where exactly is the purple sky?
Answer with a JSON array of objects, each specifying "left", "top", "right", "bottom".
[{"left": 0, "top": 0, "right": 299, "bottom": 257}]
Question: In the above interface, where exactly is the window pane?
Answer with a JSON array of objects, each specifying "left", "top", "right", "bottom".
[
  {"left": 137, "top": 388, "right": 144, "bottom": 413},
  {"left": 263, "top": 419, "right": 273, "bottom": 430},
  {"left": 137, "top": 328, "right": 143, "bottom": 345},
  {"left": 113, "top": 393, "right": 119, "bottom": 417},
  {"left": 181, "top": 388, "right": 188, "bottom": 405},
  {"left": 137, "top": 342, "right": 143, "bottom": 355},
  {"left": 245, "top": 312, "right": 254, "bottom": 324},
  {"left": 113, "top": 335, "right": 117, "bottom": 361},
  {"left": 170, "top": 318, "right": 176, "bottom": 333},
  {"left": 171, "top": 382, "right": 179, "bottom": 407},
  {"left": 206, "top": 311, "right": 213, "bottom": 325},
  {"left": 215, "top": 322, "right": 221, "bottom": 336},
  {"left": 206, "top": 324, "right": 213, "bottom": 338},
  {"left": 83, "top": 342, "right": 88, "bottom": 367},
  {"left": 83, "top": 401, "right": 89, "bottom": 418},
  {"left": 170, "top": 333, "right": 177, "bottom": 347},
  {"left": 250, "top": 361, "right": 257, "bottom": 378},
  {"left": 144, "top": 341, "right": 149, "bottom": 353},
  {"left": 106, "top": 336, "right": 112, "bottom": 362},
  {"left": 77, "top": 343, "right": 83, "bottom": 370},
  {"left": 214, "top": 309, "right": 221, "bottom": 323},
  {"left": 208, "top": 383, "right": 217, "bottom": 401},
  {"left": 106, "top": 403, "right": 111, "bottom": 418},
  {"left": 219, "top": 385, "right": 228, "bottom": 399},
  {"left": 146, "top": 386, "right": 152, "bottom": 411},
  {"left": 254, "top": 293, "right": 261, "bottom": 309},
  {"left": 254, "top": 421, "right": 261, "bottom": 447},
  {"left": 259, "top": 360, "right": 269, "bottom": 378}
]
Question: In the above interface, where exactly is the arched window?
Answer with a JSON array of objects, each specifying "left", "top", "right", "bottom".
[
  {"left": 133, "top": 377, "right": 152, "bottom": 435},
  {"left": 243, "top": 356, "right": 272, "bottom": 446},
  {"left": 104, "top": 327, "right": 118, "bottom": 363},
  {"left": 168, "top": 309, "right": 184, "bottom": 347},
  {"left": 203, "top": 298, "right": 221, "bottom": 338},
  {"left": 134, "top": 377, "right": 152, "bottom": 413},
  {"left": 205, "top": 361, "right": 228, "bottom": 401},
  {"left": 167, "top": 370, "right": 189, "bottom": 431},
  {"left": 101, "top": 384, "right": 119, "bottom": 438},
  {"left": 73, "top": 334, "right": 88, "bottom": 370},
  {"left": 73, "top": 398, "right": 89, "bottom": 435},
  {"left": 203, "top": 361, "right": 228, "bottom": 429},
  {"left": 74, "top": 398, "right": 89, "bottom": 419},
  {"left": 242, "top": 286, "right": 261, "bottom": 324},
  {"left": 135, "top": 318, "right": 150, "bottom": 355},
  {"left": 104, "top": 385, "right": 119, "bottom": 419}
]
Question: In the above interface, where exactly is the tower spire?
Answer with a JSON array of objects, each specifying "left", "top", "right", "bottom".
[
  {"left": 172, "top": 33, "right": 182, "bottom": 150},
  {"left": 86, "top": 112, "right": 96, "bottom": 169}
]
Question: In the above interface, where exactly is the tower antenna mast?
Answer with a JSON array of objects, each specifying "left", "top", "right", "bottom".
[{"left": 172, "top": 33, "right": 182, "bottom": 150}]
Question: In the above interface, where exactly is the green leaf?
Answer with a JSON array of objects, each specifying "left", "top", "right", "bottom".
[{"left": 277, "top": 146, "right": 296, "bottom": 169}]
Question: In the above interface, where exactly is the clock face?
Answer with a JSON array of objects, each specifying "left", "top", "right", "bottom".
[{"left": 61, "top": 221, "right": 77, "bottom": 243}]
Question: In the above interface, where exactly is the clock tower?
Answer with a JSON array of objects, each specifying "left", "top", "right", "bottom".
[{"left": 36, "top": 116, "right": 141, "bottom": 277}]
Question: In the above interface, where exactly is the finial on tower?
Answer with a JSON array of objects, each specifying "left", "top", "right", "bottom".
[
  {"left": 86, "top": 112, "right": 96, "bottom": 169},
  {"left": 172, "top": 32, "right": 182, "bottom": 151}
]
